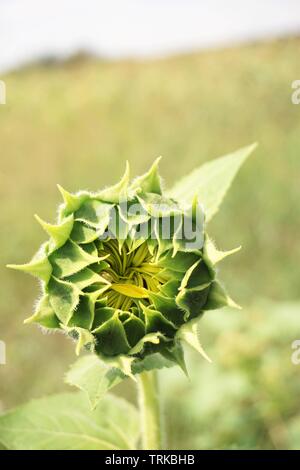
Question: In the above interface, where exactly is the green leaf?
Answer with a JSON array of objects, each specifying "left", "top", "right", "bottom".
[
  {"left": 108, "top": 206, "right": 131, "bottom": 248},
  {"left": 97, "top": 350, "right": 176, "bottom": 381},
  {"left": 167, "top": 143, "right": 257, "bottom": 221},
  {"left": 62, "top": 326, "right": 95, "bottom": 355},
  {"left": 96, "top": 161, "right": 130, "bottom": 203},
  {"left": 66, "top": 351, "right": 175, "bottom": 400},
  {"left": 138, "top": 193, "right": 180, "bottom": 218},
  {"left": 70, "top": 221, "right": 99, "bottom": 244},
  {"left": 57, "top": 185, "right": 90, "bottom": 216},
  {"left": 203, "top": 235, "right": 241, "bottom": 266},
  {"left": 161, "top": 341, "right": 188, "bottom": 376},
  {"left": 130, "top": 157, "right": 163, "bottom": 195},
  {"left": 131, "top": 353, "right": 175, "bottom": 374},
  {"left": 141, "top": 304, "right": 176, "bottom": 337},
  {"left": 153, "top": 217, "right": 174, "bottom": 259},
  {"left": 34, "top": 214, "right": 74, "bottom": 250},
  {"left": 82, "top": 241, "right": 99, "bottom": 257},
  {"left": 118, "top": 199, "right": 150, "bottom": 226},
  {"left": 75, "top": 199, "right": 111, "bottom": 230},
  {"left": 49, "top": 240, "right": 99, "bottom": 278},
  {"left": 24, "top": 294, "right": 60, "bottom": 329},
  {"left": 65, "top": 356, "right": 124, "bottom": 409},
  {"left": 102, "top": 355, "right": 136, "bottom": 381},
  {"left": 179, "top": 259, "right": 213, "bottom": 290},
  {"left": 129, "top": 332, "right": 165, "bottom": 355},
  {"left": 47, "top": 276, "right": 81, "bottom": 324},
  {"left": 7, "top": 256, "right": 52, "bottom": 284},
  {"left": 149, "top": 291, "right": 185, "bottom": 326},
  {"left": 92, "top": 306, "right": 115, "bottom": 330},
  {"left": 159, "top": 280, "right": 180, "bottom": 298},
  {"left": 65, "top": 267, "right": 108, "bottom": 291},
  {"left": 159, "top": 250, "right": 200, "bottom": 272},
  {"left": 68, "top": 294, "right": 98, "bottom": 332},
  {"left": 0, "top": 392, "right": 139, "bottom": 450},
  {"left": 205, "top": 281, "right": 241, "bottom": 310},
  {"left": 122, "top": 314, "right": 145, "bottom": 347},
  {"left": 93, "top": 312, "right": 131, "bottom": 356},
  {"left": 172, "top": 197, "right": 205, "bottom": 255},
  {"left": 7, "top": 243, "right": 52, "bottom": 284},
  {"left": 177, "top": 318, "right": 212, "bottom": 362},
  {"left": 176, "top": 283, "right": 211, "bottom": 319}
]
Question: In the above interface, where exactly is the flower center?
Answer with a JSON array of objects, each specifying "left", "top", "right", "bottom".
[{"left": 98, "top": 239, "right": 166, "bottom": 311}]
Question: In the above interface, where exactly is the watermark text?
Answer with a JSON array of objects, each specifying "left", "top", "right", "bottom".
[
  {"left": 98, "top": 201, "right": 205, "bottom": 251},
  {"left": 0, "top": 80, "right": 6, "bottom": 104},
  {"left": 291, "top": 339, "right": 300, "bottom": 365},
  {"left": 291, "top": 80, "right": 300, "bottom": 105},
  {"left": 0, "top": 340, "right": 6, "bottom": 365}
]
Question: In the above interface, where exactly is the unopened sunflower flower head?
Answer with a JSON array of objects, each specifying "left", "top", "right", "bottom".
[{"left": 8, "top": 157, "right": 242, "bottom": 375}]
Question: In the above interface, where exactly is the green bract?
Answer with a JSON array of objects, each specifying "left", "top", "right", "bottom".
[{"left": 8, "top": 147, "right": 255, "bottom": 377}]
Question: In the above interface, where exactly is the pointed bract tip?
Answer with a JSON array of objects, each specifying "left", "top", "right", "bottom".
[
  {"left": 57, "top": 184, "right": 75, "bottom": 202},
  {"left": 200, "top": 349, "right": 213, "bottom": 364},
  {"left": 123, "top": 160, "right": 130, "bottom": 180},
  {"left": 147, "top": 156, "right": 162, "bottom": 177},
  {"left": 192, "top": 193, "right": 199, "bottom": 204},
  {"left": 153, "top": 155, "right": 162, "bottom": 166},
  {"left": 235, "top": 303, "right": 243, "bottom": 310},
  {"left": 56, "top": 183, "right": 65, "bottom": 197},
  {"left": 34, "top": 213, "right": 47, "bottom": 227},
  {"left": 6, "top": 264, "right": 19, "bottom": 270},
  {"left": 56, "top": 183, "right": 65, "bottom": 193},
  {"left": 240, "top": 142, "right": 258, "bottom": 158},
  {"left": 228, "top": 298, "right": 242, "bottom": 310},
  {"left": 7, "top": 263, "right": 34, "bottom": 272},
  {"left": 57, "top": 184, "right": 71, "bottom": 204}
]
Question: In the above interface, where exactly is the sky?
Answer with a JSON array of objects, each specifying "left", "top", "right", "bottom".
[{"left": 0, "top": 0, "right": 300, "bottom": 73}]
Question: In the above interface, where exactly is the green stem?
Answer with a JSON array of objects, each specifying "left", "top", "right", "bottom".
[{"left": 137, "top": 370, "right": 163, "bottom": 450}]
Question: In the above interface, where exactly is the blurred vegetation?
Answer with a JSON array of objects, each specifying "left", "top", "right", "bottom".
[
  {"left": 0, "top": 37, "right": 299, "bottom": 449},
  {"left": 163, "top": 301, "right": 300, "bottom": 449}
]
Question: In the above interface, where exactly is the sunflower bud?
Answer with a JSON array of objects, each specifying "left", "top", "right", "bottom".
[{"left": 8, "top": 158, "right": 240, "bottom": 372}]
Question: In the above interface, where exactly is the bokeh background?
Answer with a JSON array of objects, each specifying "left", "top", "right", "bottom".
[{"left": 1, "top": 0, "right": 300, "bottom": 449}]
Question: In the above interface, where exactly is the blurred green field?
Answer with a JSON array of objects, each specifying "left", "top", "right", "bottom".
[
  {"left": 0, "top": 37, "right": 300, "bottom": 449},
  {"left": 164, "top": 301, "right": 300, "bottom": 450}
]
